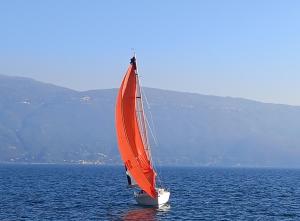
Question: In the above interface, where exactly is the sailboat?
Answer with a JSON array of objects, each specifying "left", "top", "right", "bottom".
[{"left": 115, "top": 55, "right": 170, "bottom": 206}]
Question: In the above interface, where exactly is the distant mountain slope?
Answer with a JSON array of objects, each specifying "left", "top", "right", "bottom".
[{"left": 1, "top": 74, "right": 300, "bottom": 167}]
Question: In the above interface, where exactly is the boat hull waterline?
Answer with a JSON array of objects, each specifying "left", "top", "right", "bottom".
[{"left": 134, "top": 188, "right": 170, "bottom": 206}]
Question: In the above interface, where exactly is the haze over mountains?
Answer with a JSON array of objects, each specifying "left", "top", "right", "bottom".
[{"left": 1, "top": 74, "right": 300, "bottom": 167}]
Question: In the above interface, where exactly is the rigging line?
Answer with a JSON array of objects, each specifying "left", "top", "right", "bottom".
[
  {"left": 140, "top": 87, "right": 165, "bottom": 188},
  {"left": 136, "top": 61, "right": 164, "bottom": 188},
  {"left": 136, "top": 80, "right": 162, "bottom": 188},
  {"left": 134, "top": 56, "right": 154, "bottom": 167},
  {"left": 140, "top": 88, "right": 163, "bottom": 183},
  {"left": 141, "top": 87, "right": 159, "bottom": 146},
  {"left": 144, "top": 111, "right": 158, "bottom": 146},
  {"left": 136, "top": 76, "right": 155, "bottom": 168},
  {"left": 134, "top": 57, "right": 156, "bottom": 147}
]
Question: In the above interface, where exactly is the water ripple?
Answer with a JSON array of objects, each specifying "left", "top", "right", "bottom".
[{"left": 0, "top": 165, "right": 300, "bottom": 220}]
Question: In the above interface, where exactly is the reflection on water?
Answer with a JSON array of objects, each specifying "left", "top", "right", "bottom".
[{"left": 121, "top": 204, "right": 171, "bottom": 221}]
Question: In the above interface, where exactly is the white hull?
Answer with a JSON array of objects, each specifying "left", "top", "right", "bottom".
[{"left": 134, "top": 188, "right": 170, "bottom": 207}]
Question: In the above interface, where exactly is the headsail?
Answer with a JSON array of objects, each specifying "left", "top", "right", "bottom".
[{"left": 115, "top": 56, "right": 157, "bottom": 198}]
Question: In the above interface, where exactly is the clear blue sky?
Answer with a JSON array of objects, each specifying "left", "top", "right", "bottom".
[{"left": 1, "top": 0, "right": 300, "bottom": 105}]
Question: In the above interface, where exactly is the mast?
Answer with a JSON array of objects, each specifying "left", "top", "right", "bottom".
[{"left": 133, "top": 55, "right": 154, "bottom": 166}]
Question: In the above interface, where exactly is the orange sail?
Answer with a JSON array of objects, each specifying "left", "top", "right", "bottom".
[{"left": 115, "top": 56, "right": 157, "bottom": 198}]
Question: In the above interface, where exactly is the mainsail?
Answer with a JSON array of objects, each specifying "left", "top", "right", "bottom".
[{"left": 115, "top": 56, "right": 157, "bottom": 198}]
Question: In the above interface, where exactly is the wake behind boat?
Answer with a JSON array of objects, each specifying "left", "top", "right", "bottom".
[{"left": 115, "top": 55, "right": 170, "bottom": 207}]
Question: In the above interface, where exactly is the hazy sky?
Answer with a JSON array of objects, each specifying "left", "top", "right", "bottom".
[{"left": 1, "top": 0, "right": 300, "bottom": 105}]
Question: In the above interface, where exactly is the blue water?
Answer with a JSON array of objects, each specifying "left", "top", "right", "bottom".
[{"left": 0, "top": 165, "right": 300, "bottom": 220}]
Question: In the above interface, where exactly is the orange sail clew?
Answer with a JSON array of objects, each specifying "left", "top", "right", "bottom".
[{"left": 115, "top": 57, "right": 157, "bottom": 198}]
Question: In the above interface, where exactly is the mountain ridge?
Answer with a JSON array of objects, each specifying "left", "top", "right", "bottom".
[
  {"left": 2, "top": 74, "right": 298, "bottom": 108},
  {"left": 1, "top": 74, "right": 300, "bottom": 167}
]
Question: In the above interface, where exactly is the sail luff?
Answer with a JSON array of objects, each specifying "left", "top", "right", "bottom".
[{"left": 115, "top": 57, "right": 157, "bottom": 198}]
